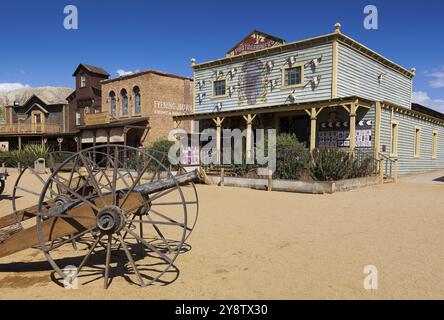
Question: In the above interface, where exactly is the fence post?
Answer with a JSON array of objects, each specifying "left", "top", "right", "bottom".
[
  {"left": 394, "top": 159, "right": 398, "bottom": 183},
  {"left": 267, "top": 169, "right": 273, "bottom": 192},
  {"left": 220, "top": 167, "right": 225, "bottom": 186},
  {"left": 379, "top": 159, "right": 384, "bottom": 185}
]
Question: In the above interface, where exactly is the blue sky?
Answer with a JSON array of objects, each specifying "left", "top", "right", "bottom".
[{"left": 0, "top": 0, "right": 443, "bottom": 110}]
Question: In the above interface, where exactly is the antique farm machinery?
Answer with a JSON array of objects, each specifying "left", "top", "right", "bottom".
[{"left": 0, "top": 145, "right": 200, "bottom": 288}]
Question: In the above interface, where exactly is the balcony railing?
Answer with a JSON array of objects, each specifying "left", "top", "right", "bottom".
[{"left": 0, "top": 123, "right": 63, "bottom": 134}]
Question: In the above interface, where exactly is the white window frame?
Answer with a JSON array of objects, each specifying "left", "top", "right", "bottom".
[
  {"left": 390, "top": 120, "right": 399, "bottom": 157},
  {"left": 414, "top": 126, "right": 421, "bottom": 158},
  {"left": 432, "top": 130, "right": 438, "bottom": 159},
  {"left": 281, "top": 63, "right": 305, "bottom": 89},
  {"left": 80, "top": 75, "right": 86, "bottom": 88},
  {"left": 212, "top": 78, "right": 227, "bottom": 98}
]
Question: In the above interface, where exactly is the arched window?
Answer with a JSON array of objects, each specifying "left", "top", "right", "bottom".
[
  {"left": 109, "top": 91, "right": 116, "bottom": 117},
  {"left": 121, "top": 89, "right": 128, "bottom": 116},
  {"left": 133, "top": 86, "right": 141, "bottom": 115}
]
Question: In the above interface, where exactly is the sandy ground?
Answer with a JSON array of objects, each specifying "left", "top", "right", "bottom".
[{"left": 0, "top": 169, "right": 444, "bottom": 300}]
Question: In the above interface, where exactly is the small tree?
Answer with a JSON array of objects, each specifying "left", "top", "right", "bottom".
[{"left": 148, "top": 138, "right": 176, "bottom": 169}]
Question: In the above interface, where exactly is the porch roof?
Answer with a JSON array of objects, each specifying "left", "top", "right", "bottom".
[{"left": 173, "top": 96, "right": 375, "bottom": 121}]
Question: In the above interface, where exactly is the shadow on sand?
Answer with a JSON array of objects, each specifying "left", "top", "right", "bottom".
[{"left": 0, "top": 239, "right": 192, "bottom": 288}]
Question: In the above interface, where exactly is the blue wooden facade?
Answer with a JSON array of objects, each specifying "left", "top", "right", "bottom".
[{"left": 174, "top": 24, "right": 444, "bottom": 176}]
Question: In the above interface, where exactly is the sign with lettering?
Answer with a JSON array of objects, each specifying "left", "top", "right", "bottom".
[
  {"left": 227, "top": 31, "right": 285, "bottom": 57},
  {"left": 153, "top": 101, "right": 192, "bottom": 116},
  {"left": 84, "top": 111, "right": 110, "bottom": 126}
]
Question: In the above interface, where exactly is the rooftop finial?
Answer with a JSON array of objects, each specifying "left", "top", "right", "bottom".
[
  {"left": 334, "top": 22, "right": 341, "bottom": 34},
  {"left": 191, "top": 58, "right": 196, "bottom": 67},
  {"left": 411, "top": 67, "right": 416, "bottom": 76}
]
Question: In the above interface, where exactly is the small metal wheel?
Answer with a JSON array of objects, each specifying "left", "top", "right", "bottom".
[{"left": 36, "top": 145, "right": 195, "bottom": 288}]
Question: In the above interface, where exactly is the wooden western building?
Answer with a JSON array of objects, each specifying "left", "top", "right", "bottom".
[
  {"left": 174, "top": 23, "right": 444, "bottom": 176},
  {"left": 0, "top": 88, "right": 77, "bottom": 151}
]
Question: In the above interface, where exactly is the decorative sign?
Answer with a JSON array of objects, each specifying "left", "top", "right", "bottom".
[
  {"left": 318, "top": 120, "right": 372, "bottom": 148},
  {"left": 153, "top": 101, "right": 192, "bottom": 116},
  {"left": 238, "top": 58, "right": 268, "bottom": 106},
  {"left": 227, "top": 31, "right": 285, "bottom": 57},
  {"left": 84, "top": 111, "right": 110, "bottom": 126}
]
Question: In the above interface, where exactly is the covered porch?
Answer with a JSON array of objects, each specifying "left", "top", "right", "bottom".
[{"left": 173, "top": 96, "right": 378, "bottom": 163}]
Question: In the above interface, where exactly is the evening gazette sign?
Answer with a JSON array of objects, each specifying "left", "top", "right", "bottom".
[{"left": 154, "top": 100, "right": 192, "bottom": 116}]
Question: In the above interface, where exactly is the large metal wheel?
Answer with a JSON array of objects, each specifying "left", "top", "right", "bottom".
[{"left": 35, "top": 145, "right": 195, "bottom": 288}]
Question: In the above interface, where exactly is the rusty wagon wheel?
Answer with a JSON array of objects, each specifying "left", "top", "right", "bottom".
[{"left": 35, "top": 145, "right": 193, "bottom": 288}]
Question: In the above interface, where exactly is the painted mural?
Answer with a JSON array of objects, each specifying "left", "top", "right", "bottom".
[{"left": 237, "top": 58, "right": 268, "bottom": 106}]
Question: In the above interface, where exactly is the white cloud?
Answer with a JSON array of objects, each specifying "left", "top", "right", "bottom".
[
  {"left": 0, "top": 82, "right": 30, "bottom": 93},
  {"left": 116, "top": 69, "right": 139, "bottom": 77},
  {"left": 426, "top": 65, "right": 444, "bottom": 88},
  {"left": 412, "top": 91, "right": 444, "bottom": 112},
  {"left": 429, "top": 71, "right": 444, "bottom": 88}
]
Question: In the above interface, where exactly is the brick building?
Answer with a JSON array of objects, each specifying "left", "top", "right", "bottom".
[{"left": 78, "top": 69, "right": 193, "bottom": 149}]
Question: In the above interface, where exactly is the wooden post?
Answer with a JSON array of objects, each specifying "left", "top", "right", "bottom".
[
  {"left": 243, "top": 114, "right": 256, "bottom": 163},
  {"left": 267, "top": 169, "right": 273, "bottom": 191},
  {"left": 379, "top": 158, "right": 384, "bottom": 185},
  {"left": 220, "top": 167, "right": 225, "bottom": 186},
  {"left": 213, "top": 117, "right": 224, "bottom": 165},
  {"left": 310, "top": 109, "right": 317, "bottom": 153},
  {"left": 18, "top": 136, "right": 22, "bottom": 151},
  {"left": 374, "top": 102, "right": 381, "bottom": 161},
  {"left": 349, "top": 101, "right": 358, "bottom": 153},
  {"left": 304, "top": 107, "right": 323, "bottom": 154},
  {"left": 394, "top": 159, "right": 398, "bottom": 183}
]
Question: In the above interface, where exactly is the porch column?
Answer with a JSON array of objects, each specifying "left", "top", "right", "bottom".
[
  {"left": 243, "top": 114, "right": 256, "bottom": 162},
  {"left": 93, "top": 130, "right": 97, "bottom": 163},
  {"left": 74, "top": 136, "right": 80, "bottom": 152},
  {"left": 349, "top": 100, "right": 358, "bottom": 152},
  {"left": 18, "top": 136, "right": 22, "bottom": 150},
  {"left": 212, "top": 117, "right": 224, "bottom": 164},
  {"left": 304, "top": 107, "right": 324, "bottom": 152},
  {"left": 374, "top": 102, "right": 382, "bottom": 161}
]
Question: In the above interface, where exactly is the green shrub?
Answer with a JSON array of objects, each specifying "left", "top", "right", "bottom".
[
  {"left": 274, "top": 134, "right": 310, "bottom": 180},
  {"left": 310, "top": 149, "right": 351, "bottom": 181},
  {"left": 256, "top": 133, "right": 309, "bottom": 180},
  {"left": 309, "top": 149, "right": 375, "bottom": 181},
  {"left": 231, "top": 154, "right": 254, "bottom": 177},
  {"left": 0, "top": 144, "right": 49, "bottom": 167},
  {"left": 148, "top": 138, "right": 176, "bottom": 169}
]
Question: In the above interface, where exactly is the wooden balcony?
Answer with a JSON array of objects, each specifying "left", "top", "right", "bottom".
[{"left": 0, "top": 123, "right": 63, "bottom": 134}]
